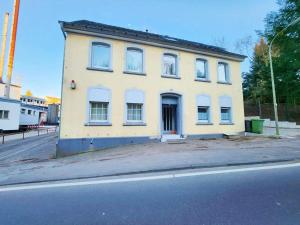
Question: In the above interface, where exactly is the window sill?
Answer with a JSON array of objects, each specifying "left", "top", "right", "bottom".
[
  {"left": 87, "top": 67, "right": 113, "bottom": 73},
  {"left": 219, "top": 122, "right": 234, "bottom": 125},
  {"left": 123, "top": 71, "right": 146, "bottom": 76},
  {"left": 85, "top": 122, "right": 112, "bottom": 126},
  {"left": 196, "top": 122, "right": 213, "bottom": 125},
  {"left": 161, "top": 75, "right": 181, "bottom": 79},
  {"left": 217, "top": 81, "right": 232, "bottom": 85},
  {"left": 194, "top": 78, "right": 211, "bottom": 83},
  {"left": 123, "top": 122, "right": 147, "bottom": 126}
]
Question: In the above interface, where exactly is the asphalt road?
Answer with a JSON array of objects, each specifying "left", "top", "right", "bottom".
[{"left": 0, "top": 163, "right": 300, "bottom": 225}]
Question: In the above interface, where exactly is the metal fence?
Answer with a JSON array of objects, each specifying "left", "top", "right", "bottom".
[
  {"left": 0, "top": 126, "right": 58, "bottom": 144},
  {"left": 244, "top": 103, "right": 300, "bottom": 124}
]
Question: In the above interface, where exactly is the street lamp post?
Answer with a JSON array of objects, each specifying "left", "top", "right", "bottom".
[{"left": 268, "top": 17, "right": 300, "bottom": 136}]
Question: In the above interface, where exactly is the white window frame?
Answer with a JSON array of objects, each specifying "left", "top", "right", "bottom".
[
  {"left": 195, "top": 58, "right": 209, "bottom": 80},
  {"left": 217, "top": 61, "right": 231, "bottom": 83},
  {"left": 21, "top": 108, "right": 26, "bottom": 114},
  {"left": 89, "top": 101, "right": 109, "bottom": 122},
  {"left": 89, "top": 41, "right": 112, "bottom": 70},
  {"left": 86, "top": 87, "right": 112, "bottom": 125},
  {"left": 126, "top": 103, "right": 143, "bottom": 122},
  {"left": 197, "top": 106, "right": 210, "bottom": 123},
  {"left": 220, "top": 107, "right": 231, "bottom": 123},
  {"left": 219, "top": 95, "right": 233, "bottom": 124},
  {"left": 196, "top": 94, "right": 212, "bottom": 124},
  {"left": 125, "top": 46, "right": 145, "bottom": 74},
  {"left": 28, "top": 110, "right": 32, "bottom": 115},
  {"left": 124, "top": 89, "right": 146, "bottom": 125},
  {"left": 162, "top": 52, "right": 179, "bottom": 77}
]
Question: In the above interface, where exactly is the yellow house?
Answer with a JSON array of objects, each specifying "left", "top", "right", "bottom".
[{"left": 57, "top": 20, "right": 246, "bottom": 156}]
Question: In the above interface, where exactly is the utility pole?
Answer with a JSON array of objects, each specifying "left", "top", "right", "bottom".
[
  {"left": 4, "top": 0, "right": 21, "bottom": 98},
  {"left": 0, "top": 13, "right": 9, "bottom": 83},
  {"left": 268, "top": 16, "right": 300, "bottom": 136}
]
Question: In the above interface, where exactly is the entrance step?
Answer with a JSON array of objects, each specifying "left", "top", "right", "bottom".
[{"left": 161, "top": 134, "right": 185, "bottom": 143}]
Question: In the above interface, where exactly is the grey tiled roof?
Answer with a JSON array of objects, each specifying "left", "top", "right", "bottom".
[{"left": 60, "top": 20, "right": 246, "bottom": 61}]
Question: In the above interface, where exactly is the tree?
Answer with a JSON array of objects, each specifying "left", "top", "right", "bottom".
[
  {"left": 263, "top": 0, "right": 300, "bottom": 120},
  {"left": 243, "top": 0, "right": 300, "bottom": 120},
  {"left": 25, "top": 90, "right": 32, "bottom": 96}
]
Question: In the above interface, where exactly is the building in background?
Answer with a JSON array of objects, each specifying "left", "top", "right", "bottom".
[
  {"left": 19, "top": 94, "right": 47, "bottom": 128},
  {"left": 19, "top": 104, "right": 47, "bottom": 128},
  {"left": 57, "top": 20, "right": 246, "bottom": 156},
  {"left": 20, "top": 95, "right": 47, "bottom": 106},
  {"left": 47, "top": 104, "right": 60, "bottom": 124},
  {"left": 45, "top": 96, "right": 61, "bottom": 125},
  {"left": 0, "top": 82, "right": 21, "bottom": 131},
  {"left": 19, "top": 94, "right": 61, "bottom": 128},
  {"left": 0, "top": 97, "right": 20, "bottom": 131}
]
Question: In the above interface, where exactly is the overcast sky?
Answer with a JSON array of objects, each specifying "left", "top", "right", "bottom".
[{"left": 0, "top": 0, "right": 278, "bottom": 97}]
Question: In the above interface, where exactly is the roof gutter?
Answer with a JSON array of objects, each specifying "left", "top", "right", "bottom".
[
  {"left": 62, "top": 27, "right": 246, "bottom": 62},
  {"left": 59, "top": 21, "right": 66, "bottom": 39}
]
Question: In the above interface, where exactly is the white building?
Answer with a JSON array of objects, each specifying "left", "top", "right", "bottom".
[
  {"left": 0, "top": 97, "right": 20, "bottom": 131},
  {"left": 20, "top": 95, "right": 47, "bottom": 107},
  {"left": 0, "top": 82, "right": 21, "bottom": 131},
  {"left": 19, "top": 104, "right": 47, "bottom": 127}
]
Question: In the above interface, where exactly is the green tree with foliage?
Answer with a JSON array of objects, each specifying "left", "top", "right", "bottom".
[{"left": 244, "top": 0, "right": 300, "bottom": 120}]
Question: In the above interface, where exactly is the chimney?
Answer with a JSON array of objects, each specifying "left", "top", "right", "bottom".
[
  {"left": 4, "top": 0, "right": 20, "bottom": 98},
  {"left": 0, "top": 13, "right": 9, "bottom": 83}
]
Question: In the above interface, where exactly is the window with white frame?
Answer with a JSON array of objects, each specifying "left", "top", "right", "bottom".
[
  {"left": 21, "top": 108, "right": 26, "bottom": 114},
  {"left": 127, "top": 103, "right": 143, "bottom": 121},
  {"left": 28, "top": 110, "right": 32, "bottom": 115},
  {"left": 87, "top": 87, "right": 111, "bottom": 124},
  {"left": 91, "top": 42, "right": 111, "bottom": 69},
  {"left": 126, "top": 47, "right": 143, "bottom": 73},
  {"left": 196, "top": 95, "right": 211, "bottom": 123},
  {"left": 163, "top": 53, "right": 177, "bottom": 76},
  {"left": 0, "top": 110, "right": 9, "bottom": 119},
  {"left": 125, "top": 89, "right": 145, "bottom": 124},
  {"left": 89, "top": 102, "right": 109, "bottom": 122},
  {"left": 218, "top": 62, "right": 229, "bottom": 83},
  {"left": 196, "top": 59, "right": 208, "bottom": 79},
  {"left": 221, "top": 107, "right": 231, "bottom": 122},
  {"left": 219, "top": 95, "right": 232, "bottom": 123},
  {"left": 198, "top": 106, "right": 209, "bottom": 122}
]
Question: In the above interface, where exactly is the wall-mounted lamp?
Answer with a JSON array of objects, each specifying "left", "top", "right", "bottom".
[{"left": 70, "top": 80, "right": 76, "bottom": 90}]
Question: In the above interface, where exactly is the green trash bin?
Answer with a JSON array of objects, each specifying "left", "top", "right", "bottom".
[{"left": 251, "top": 119, "right": 264, "bottom": 134}]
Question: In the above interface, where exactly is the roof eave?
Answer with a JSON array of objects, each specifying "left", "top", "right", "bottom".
[{"left": 61, "top": 22, "right": 247, "bottom": 62}]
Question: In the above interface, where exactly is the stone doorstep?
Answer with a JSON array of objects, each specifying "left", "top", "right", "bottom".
[{"left": 161, "top": 134, "right": 185, "bottom": 143}]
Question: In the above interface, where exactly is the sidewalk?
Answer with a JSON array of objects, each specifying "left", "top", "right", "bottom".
[
  {"left": 0, "top": 136, "right": 300, "bottom": 186},
  {"left": 2, "top": 126, "right": 57, "bottom": 143}
]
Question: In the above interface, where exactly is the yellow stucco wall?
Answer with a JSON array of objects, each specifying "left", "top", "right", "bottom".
[{"left": 60, "top": 33, "right": 245, "bottom": 139}]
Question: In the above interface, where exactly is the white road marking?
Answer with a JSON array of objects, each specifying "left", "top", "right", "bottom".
[{"left": 0, "top": 162, "right": 300, "bottom": 192}]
